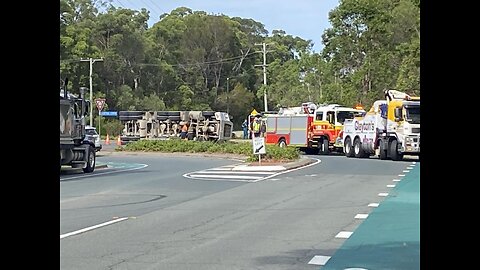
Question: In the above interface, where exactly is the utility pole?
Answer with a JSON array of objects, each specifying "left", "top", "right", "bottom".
[
  {"left": 80, "top": 58, "right": 103, "bottom": 126},
  {"left": 255, "top": 42, "right": 269, "bottom": 112},
  {"left": 226, "top": 77, "right": 230, "bottom": 114}
]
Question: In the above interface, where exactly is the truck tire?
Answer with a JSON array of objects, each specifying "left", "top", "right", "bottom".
[
  {"left": 82, "top": 146, "right": 96, "bottom": 173},
  {"left": 379, "top": 139, "right": 388, "bottom": 160},
  {"left": 344, "top": 137, "right": 354, "bottom": 157},
  {"left": 354, "top": 137, "right": 366, "bottom": 158},
  {"left": 278, "top": 138, "right": 287, "bottom": 148},
  {"left": 389, "top": 139, "right": 403, "bottom": 161},
  {"left": 319, "top": 138, "right": 329, "bottom": 155}
]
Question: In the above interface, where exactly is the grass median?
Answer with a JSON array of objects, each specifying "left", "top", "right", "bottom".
[{"left": 117, "top": 139, "right": 300, "bottom": 162}]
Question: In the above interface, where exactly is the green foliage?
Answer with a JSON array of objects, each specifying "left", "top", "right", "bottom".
[
  {"left": 120, "top": 140, "right": 299, "bottom": 161},
  {"left": 61, "top": 0, "right": 420, "bottom": 121}
]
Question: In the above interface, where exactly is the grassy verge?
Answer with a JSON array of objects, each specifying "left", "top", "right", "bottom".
[{"left": 117, "top": 139, "right": 300, "bottom": 162}]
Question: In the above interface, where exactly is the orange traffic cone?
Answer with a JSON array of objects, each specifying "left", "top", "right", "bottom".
[
  {"left": 105, "top": 134, "right": 110, "bottom": 145},
  {"left": 116, "top": 136, "right": 122, "bottom": 146}
]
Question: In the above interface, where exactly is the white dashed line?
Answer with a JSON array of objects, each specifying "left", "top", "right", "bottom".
[
  {"left": 335, "top": 231, "right": 353, "bottom": 239},
  {"left": 387, "top": 184, "right": 396, "bottom": 188},
  {"left": 308, "top": 255, "right": 331, "bottom": 265},
  {"left": 403, "top": 170, "right": 410, "bottom": 173},
  {"left": 393, "top": 179, "right": 401, "bottom": 182},
  {"left": 354, "top": 214, "right": 369, "bottom": 219},
  {"left": 378, "top": 193, "right": 389, "bottom": 197},
  {"left": 60, "top": 217, "right": 129, "bottom": 239},
  {"left": 368, "top": 203, "right": 379, "bottom": 207},
  {"left": 398, "top": 174, "right": 405, "bottom": 177}
]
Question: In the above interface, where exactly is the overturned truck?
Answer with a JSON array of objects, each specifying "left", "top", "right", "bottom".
[{"left": 119, "top": 110, "right": 233, "bottom": 144}]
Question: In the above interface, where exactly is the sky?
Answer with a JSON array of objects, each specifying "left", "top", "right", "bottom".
[{"left": 110, "top": 0, "right": 340, "bottom": 53}]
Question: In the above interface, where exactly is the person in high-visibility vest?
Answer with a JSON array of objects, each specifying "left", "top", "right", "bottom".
[{"left": 252, "top": 117, "right": 261, "bottom": 138}]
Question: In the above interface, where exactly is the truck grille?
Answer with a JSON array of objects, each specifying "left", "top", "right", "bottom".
[{"left": 411, "top": 128, "right": 420, "bottom": 134}]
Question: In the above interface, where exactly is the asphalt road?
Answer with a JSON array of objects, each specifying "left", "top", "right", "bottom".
[{"left": 60, "top": 152, "right": 417, "bottom": 270}]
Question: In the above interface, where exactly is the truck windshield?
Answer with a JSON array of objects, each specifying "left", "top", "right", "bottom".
[
  {"left": 337, "top": 111, "right": 362, "bottom": 124},
  {"left": 405, "top": 107, "right": 420, "bottom": 124}
]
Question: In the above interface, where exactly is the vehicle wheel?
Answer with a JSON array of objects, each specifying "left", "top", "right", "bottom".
[
  {"left": 389, "top": 139, "right": 403, "bottom": 161},
  {"left": 278, "top": 138, "right": 287, "bottom": 148},
  {"left": 82, "top": 146, "right": 96, "bottom": 173},
  {"left": 344, "top": 137, "right": 354, "bottom": 157},
  {"left": 319, "top": 138, "right": 329, "bottom": 155},
  {"left": 379, "top": 139, "right": 388, "bottom": 160},
  {"left": 354, "top": 137, "right": 366, "bottom": 158}
]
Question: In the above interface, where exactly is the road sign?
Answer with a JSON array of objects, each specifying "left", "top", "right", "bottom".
[
  {"left": 100, "top": 111, "right": 118, "bottom": 117},
  {"left": 252, "top": 137, "right": 266, "bottom": 154},
  {"left": 95, "top": 98, "right": 106, "bottom": 111}
]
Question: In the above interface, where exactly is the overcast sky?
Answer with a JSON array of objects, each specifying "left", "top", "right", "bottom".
[{"left": 110, "top": 0, "right": 340, "bottom": 52}]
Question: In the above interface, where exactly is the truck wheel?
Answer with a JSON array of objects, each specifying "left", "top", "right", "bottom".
[
  {"left": 344, "top": 137, "right": 354, "bottom": 157},
  {"left": 82, "top": 146, "right": 96, "bottom": 173},
  {"left": 354, "top": 137, "right": 366, "bottom": 158},
  {"left": 379, "top": 139, "right": 388, "bottom": 160},
  {"left": 278, "top": 138, "right": 287, "bottom": 148},
  {"left": 319, "top": 138, "right": 329, "bottom": 155},
  {"left": 389, "top": 139, "right": 403, "bottom": 161}
]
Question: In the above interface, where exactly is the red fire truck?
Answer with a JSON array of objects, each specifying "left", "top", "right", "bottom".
[{"left": 264, "top": 103, "right": 365, "bottom": 154}]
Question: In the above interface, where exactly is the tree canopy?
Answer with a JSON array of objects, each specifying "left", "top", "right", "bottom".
[{"left": 60, "top": 0, "right": 420, "bottom": 128}]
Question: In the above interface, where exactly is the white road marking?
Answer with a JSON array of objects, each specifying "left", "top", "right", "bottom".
[
  {"left": 354, "top": 214, "right": 369, "bottom": 219},
  {"left": 387, "top": 184, "right": 396, "bottom": 188},
  {"left": 335, "top": 231, "right": 353, "bottom": 238},
  {"left": 393, "top": 179, "right": 401, "bottom": 182},
  {"left": 60, "top": 217, "right": 129, "bottom": 239},
  {"left": 412, "top": 162, "right": 417, "bottom": 164},
  {"left": 195, "top": 170, "right": 273, "bottom": 175},
  {"left": 407, "top": 166, "right": 414, "bottom": 169},
  {"left": 403, "top": 170, "right": 410, "bottom": 172},
  {"left": 183, "top": 158, "right": 322, "bottom": 183},
  {"left": 308, "top": 255, "right": 331, "bottom": 265},
  {"left": 188, "top": 174, "right": 262, "bottom": 180},
  {"left": 378, "top": 193, "right": 389, "bottom": 197},
  {"left": 251, "top": 158, "right": 321, "bottom": 183},
  {"left": 368, "top": 203, "right": 379, "bottom": 207},
  {"left": 60, "top": 164, "right": 148, "bottom": 180},
  {"left": 398, "top": 174, "right": 405, "bottom": 177}
]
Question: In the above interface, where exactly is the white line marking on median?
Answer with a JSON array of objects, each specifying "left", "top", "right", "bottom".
[
  {"left": 195, "top": 170, "right": 272, "bottom": 175},
  {"left": 407, "top": 166, "right": 414, "bottom": 169},
  {"left": 412, "top": 162, "right": 417, "bottom": 164},
  {"left": 188, "top": 174, "right": 262, "bottom": 180},
  {"left": 61, "top": 164, "right": 148, "bottom": 181},
  {"left": 368, "top": 203, "right": 379, "bottom": 207},
  {"left": 398, "top": 174, "right": 405, "bottom": 177},
  {"left": 403, "top": 170, "right": 410, "bottom": 173},
  {"left": 60, "top": 217, "right": 129, "bottom": 239},
  {"left": 335, "top": 231, "right": 353, "bottom": 239},
  {"left": 308, "top": 255, "right": 331, "bottom": 265},
  {"left": 393, "top": 179, "right": 401, "bottom": 182},
  {"left": 378, "top": 193, "right": 389, "bottom": 197},
  {"left": 354, "top": 214, "right": 369, "bottom": 219},
  {"left": 252, "top": 158, "right": 322, "bottom": 183},
  {"left": 387, "top": 184, "right": 396, "bottom": 188}
]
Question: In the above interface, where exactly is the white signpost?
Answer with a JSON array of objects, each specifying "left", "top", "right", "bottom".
[
  {"left": 95, "top": 98, "right": 106, "bottom": 137},
  {"left": 252, "top": 136, "right": 266, "bottom": 165}
]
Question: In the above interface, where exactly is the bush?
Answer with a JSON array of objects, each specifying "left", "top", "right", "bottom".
[{"left": 121, "top": 139, "right": 300, "bottom": 161}]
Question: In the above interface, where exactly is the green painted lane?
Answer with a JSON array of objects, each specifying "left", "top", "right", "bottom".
[{"left": 322, "top": 164, "right": 420, "bottom": 270}]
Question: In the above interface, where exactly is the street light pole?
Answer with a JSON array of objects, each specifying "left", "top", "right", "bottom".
[
  {"left": 80, "top": 57, "right": 103, "bottom": 126},
  {"left": 226, "top": 77, "right": 230, "bottom": 114}
]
